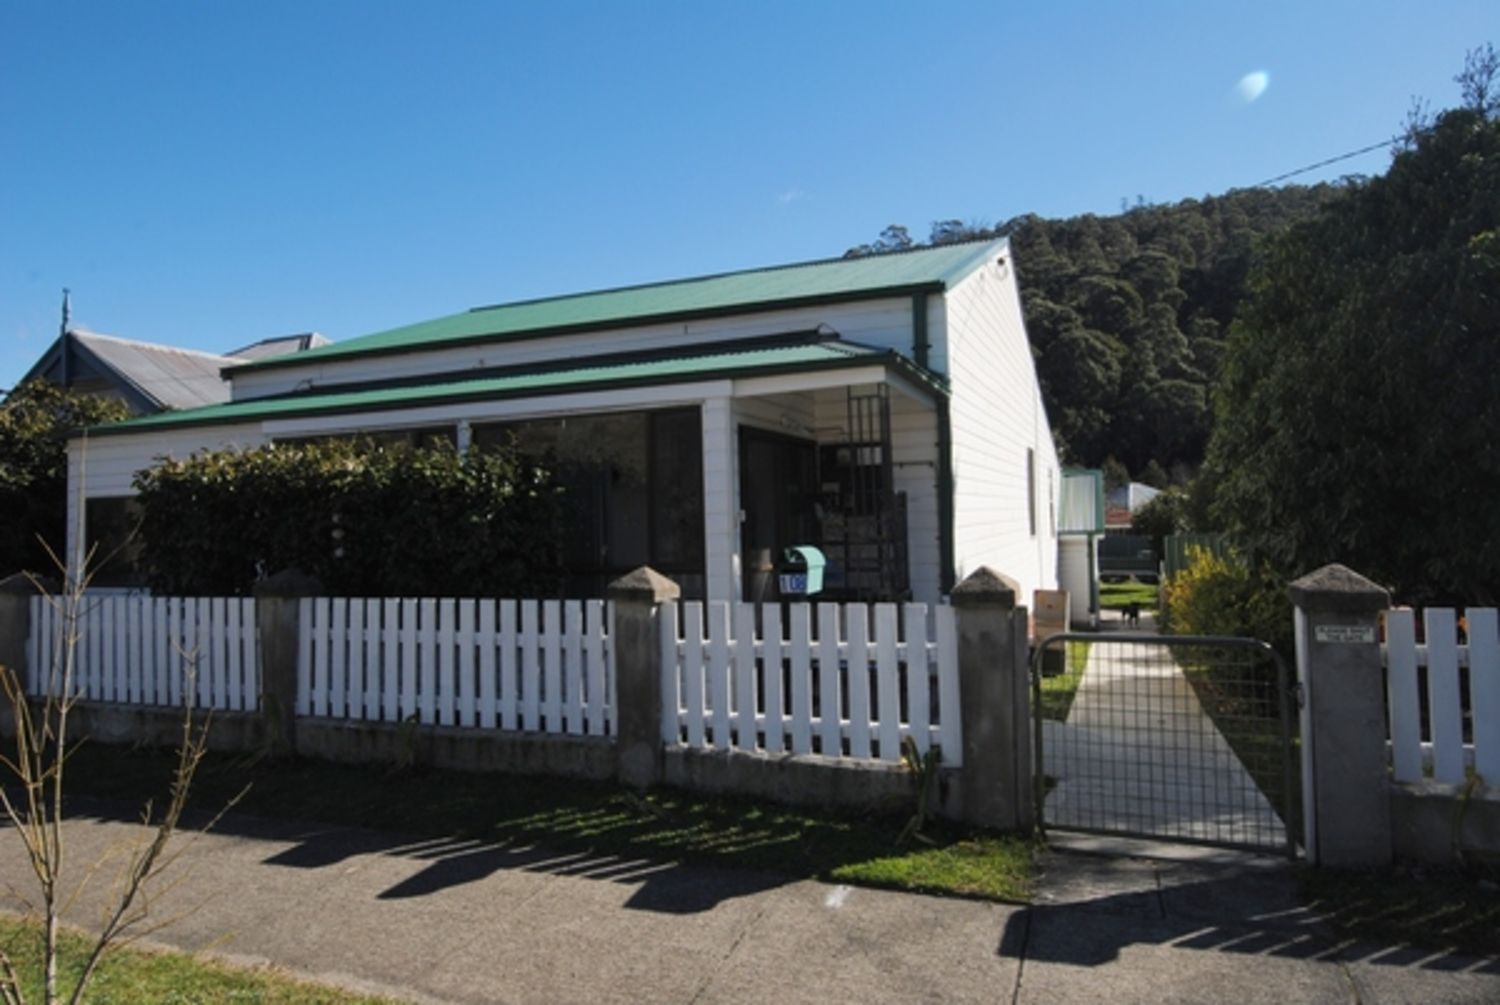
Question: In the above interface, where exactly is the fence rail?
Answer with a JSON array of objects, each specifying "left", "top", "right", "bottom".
[
  {"left": 297, "top": 597, "right": 613, "bottom": 736},
  {"left": 26, "top": 594, "right": 260, "bottom": 711},
  {"left": 1383, "top": 607, "right": 1499, "bottom": 784},
  {"left": 661, "top": 601, "right": 960, "bottom": 765}
]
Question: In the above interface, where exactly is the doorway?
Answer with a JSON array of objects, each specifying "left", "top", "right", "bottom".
[{"left": 739, "top": 428, "right": 818, "bottom": 603}]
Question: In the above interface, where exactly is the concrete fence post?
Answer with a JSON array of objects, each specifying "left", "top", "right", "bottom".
[
  {"left": 1288, "top": 563, "right": 1392, "bottom": 867},
  {"left": 608, "top": 566, "right": 680, "bottom": 790},
  {"left": 253, "top": 569, "right": 323, "bottom": 755},
  {"left": 952, "top": 566, "right": 1034, "bottom": 831},
  {"left": 0, "top": 573, "right": 42, "bottom": 700}
]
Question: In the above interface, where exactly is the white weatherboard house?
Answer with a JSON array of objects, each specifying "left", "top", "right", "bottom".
[{"left": 69, "top": 240, "right": 1061, "bottom": 606}]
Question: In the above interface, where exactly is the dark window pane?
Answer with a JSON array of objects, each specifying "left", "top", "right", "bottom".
[
  {"left": 85, "top": 497, "right": 144, "bottom": 587},
  {"left": 651, "top": 409, "right": 704, "bottom": 569}
]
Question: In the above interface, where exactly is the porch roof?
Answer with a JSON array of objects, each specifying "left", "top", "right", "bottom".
[{"left": 89, "top": 335, "right": 946, "bottom": 437}]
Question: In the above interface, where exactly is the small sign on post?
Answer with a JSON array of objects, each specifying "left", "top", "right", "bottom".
[{"left": 1314, "top": 624, "right": 1376, "bottom": 644}]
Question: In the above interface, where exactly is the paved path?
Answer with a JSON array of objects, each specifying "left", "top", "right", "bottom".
[
  {"left": 1043, "top": 622, "right": 1287, "bottom": 850},
  {"left": 3, "top": 801, "right": 1499, "bottom": 1003}
]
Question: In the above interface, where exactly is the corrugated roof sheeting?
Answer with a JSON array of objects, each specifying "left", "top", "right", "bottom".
[
  {"left": 93, "top": 337, "right": 934, "bottom": 437},
  {"left": 74, "top": 331, "right": 238, "bottom": 409},
  {"left": 229, "top": 239, "right": 1007, "bottom": 371}
]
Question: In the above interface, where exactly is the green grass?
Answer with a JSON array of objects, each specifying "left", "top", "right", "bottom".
[
  {"left": 49, "top": 742, "right": 1035, "bottom": 904},
  {"left": 1299, "top": 864, "right": 1500, "bottom": 957},
  {"left": 1099, "top": 580, "right": 1159, "bottom": 610},
  {"left": 0, "top": 917, "right": 394, "bottom": 1004},
  {"left": 1037, "top": 640, "right": 1091, "bottom": 722},
  {"left": 1178, "top": 654, "right": 1301, "bottom": 844}
]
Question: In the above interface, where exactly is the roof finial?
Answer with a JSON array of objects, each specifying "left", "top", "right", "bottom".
[{"left": 60, "top": 288, "right": 71, "bottom": 336}]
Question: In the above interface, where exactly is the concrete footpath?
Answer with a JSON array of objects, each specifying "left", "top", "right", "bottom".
[{"left": 2, "top": 801, "right": 1498, "bottom": 1004}]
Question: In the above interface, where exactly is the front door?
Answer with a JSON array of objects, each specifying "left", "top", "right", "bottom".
[{"left": 739, "top": 428, "right": 818, "bottom": 603}]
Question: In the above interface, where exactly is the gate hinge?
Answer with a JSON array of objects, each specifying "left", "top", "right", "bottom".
[{"left": 1291, "top": 682, "right": 1306, "bottom": 708}]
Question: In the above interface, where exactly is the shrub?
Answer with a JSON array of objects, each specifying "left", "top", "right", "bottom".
[
  {"left": 132, "top": 439, "right": 564, "bottom": 596},
  {"left": 1160, "top": 545, "right": 1291, "bottom": 654}
]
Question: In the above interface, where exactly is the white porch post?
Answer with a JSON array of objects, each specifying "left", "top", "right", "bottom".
[{"left": 701, "top": 397, "right": 740, "bottom": 603}]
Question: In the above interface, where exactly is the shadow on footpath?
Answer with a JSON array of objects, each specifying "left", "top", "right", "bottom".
[
  {"left": 998, "top": 853, "right": 1500, "bottom": 976},
  {"left": 57, "top": 793, "right": 791, "bottom": 915}
]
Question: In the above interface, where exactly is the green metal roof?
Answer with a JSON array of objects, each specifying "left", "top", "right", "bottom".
[
  {"left": 228, "top": 239, "right": 1007, "bottom": 374},
  {"left": 94, "top": 337, "right": 943, "bottom": 437}
]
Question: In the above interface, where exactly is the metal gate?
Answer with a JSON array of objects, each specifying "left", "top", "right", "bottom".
[{"left": 1032, "top": 633, "right": 1298, "bottom": 857}]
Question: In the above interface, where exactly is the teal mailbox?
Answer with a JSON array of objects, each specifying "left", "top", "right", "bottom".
[{"left": 779, "top": 546, "right": 826, "bottom": 597}]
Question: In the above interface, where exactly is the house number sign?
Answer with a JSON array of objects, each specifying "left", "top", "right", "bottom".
[{"left": 1314, "top": 625, "right": 1376, "bottom": 644}]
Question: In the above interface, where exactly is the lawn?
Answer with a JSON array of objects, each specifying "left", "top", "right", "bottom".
[
  {"left": 1099, "top": 580, "right": 1159, "bottom": 611},
  {"left": 48, "top": 742, "right": 1036, "bottom": 904},
  {"left": 1037, "top": 640, "right": 1091, "bottom": 722},
  {"left": 0, "top": 917, "right": 395, "bottom": 1004}
]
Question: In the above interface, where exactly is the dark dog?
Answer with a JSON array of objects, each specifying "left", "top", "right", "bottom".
[{"left": 1124, "top": 602, "right": 1141, "bottom": 628}]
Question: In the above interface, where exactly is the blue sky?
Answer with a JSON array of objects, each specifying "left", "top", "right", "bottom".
[{"left": 2, "top": 1, "right": 1495, "bottom": 389}]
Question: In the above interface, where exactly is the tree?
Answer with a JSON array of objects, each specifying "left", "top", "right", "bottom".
[
  {"left": 1, "top": 517, "right": 233, "bottom": 1003},
  {"left": 0, "top": 382, "right": 127, "bottom": 576},
  {"left": 1206, "top": 105, "right": 1500, "bottom": 604}
]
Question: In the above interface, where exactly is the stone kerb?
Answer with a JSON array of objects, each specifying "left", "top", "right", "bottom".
[
  {"left": 607, "top": 566, "right": 680, "bottom": 790},
  {"left": 1289, "top": 563, "right": 1392, "bottom": 868},
  {"left": 951, "top": 566, "right": 1033, "bottom": 831},
  {"left": 253, "top": 568, "right": 324, "bottom": 755}
]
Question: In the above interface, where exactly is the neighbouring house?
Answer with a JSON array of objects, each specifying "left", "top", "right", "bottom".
[
  {"left": 18, "top": 327, "right": 245, "bottom": 416},
  {"left": 1104, "top": 480, "right": 1160, "bottom": 532},
  {"left": 16, "top": 324, "right": 331, "bottom": 416},
  {"left": 67, "top": 240, "right": 1063, "bottom": 605}
]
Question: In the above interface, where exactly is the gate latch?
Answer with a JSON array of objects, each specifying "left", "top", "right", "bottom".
[{"left": 1291, "top": 682, "right": 1306, "bottom": 708}]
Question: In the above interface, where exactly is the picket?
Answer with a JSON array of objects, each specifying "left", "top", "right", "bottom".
[
  {"left": 1383, "top": 606, "right": 1497, "bottom": 783},
  {"left": 1471, "top": 609, "right": 1500, "bottom": 782},
  {"left": 1384, "top": 609, "right": 1422, "bottom": 783},
  {"left": 663, "top": 600, "right": 961, "bottom": 766}
]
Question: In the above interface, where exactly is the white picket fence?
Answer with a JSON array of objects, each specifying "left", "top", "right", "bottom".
[
  {"left": 26, "top": 594, "right": 260, "bottom": 711},
  {"left": 1383, "top": 607, "right": 1499, "bottom": 784},
  {"left": 661, "top": 601, "right": 961, "bottom": 765},
  {"left": 297, "top": 597, "right": 614, "bottom": 735}
]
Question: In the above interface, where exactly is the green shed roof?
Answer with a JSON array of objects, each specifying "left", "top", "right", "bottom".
[
  {"left": 228, "top": 239, "right": 1007, "bottom": 374},
  {"left": 95, "top": 336, "right": 942, "bottom": 437}
]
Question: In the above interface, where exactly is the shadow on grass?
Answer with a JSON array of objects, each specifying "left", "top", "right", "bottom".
[{"left": 49, "top": 742, "right": 1028, "bottom": 913}]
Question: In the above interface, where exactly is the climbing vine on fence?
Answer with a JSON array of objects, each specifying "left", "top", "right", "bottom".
[{"left": 132, "top": 439, "right": 564, "bottom": 596}]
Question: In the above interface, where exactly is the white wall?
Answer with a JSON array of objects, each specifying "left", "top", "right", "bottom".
[
  {"left": 942, "top": 249, "right": 1062, "bottom": 606},
  {"left": 229, "top": 298, "right": 926, "bottom": 401}
]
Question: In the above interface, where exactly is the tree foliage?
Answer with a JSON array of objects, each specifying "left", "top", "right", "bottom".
[
  {"left": 848, "top": 186, "right": 1341, "bottom": 477},
  {"left": 132, "top": 440, "right": 565, "bottom": 596},
  {"left": 1206, "top": 106, "right": 1500, "bottom": 604},
  {"left": 0, "top": 381, "right": 128, "bottom": 575}
]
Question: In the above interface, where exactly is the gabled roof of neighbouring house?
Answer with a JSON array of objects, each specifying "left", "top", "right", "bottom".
[
  {"left": 20, "top": 329, "right": 241, "bottom": 412},
  {"left": 92, "top": 333, "right": 948, "bottom": 437},
  {"left": 226, "top": 239, "right": 1009, "bottom": 375}
]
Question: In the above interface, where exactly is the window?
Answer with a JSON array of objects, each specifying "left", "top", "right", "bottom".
[
  {"left": 84, "top": 497, "right": 145, "bottom": 587},
  {"left": 472, "top": 408, "right": 704, "bottom": 596},
  {"left": 1027, "top": 448, "right": 1037, "bottom": 537}
]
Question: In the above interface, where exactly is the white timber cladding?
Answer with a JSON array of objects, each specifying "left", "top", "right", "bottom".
[
  {"left": 66, "top": 423, "right": 267, "bottom": 571},
  {"left": 227, "top": 297, "right": 926, "bottom": 400},
  {"left": 942, "top": 255, "right": 1062, "bottom": 604}
]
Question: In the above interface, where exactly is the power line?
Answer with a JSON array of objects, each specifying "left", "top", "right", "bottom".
[{"left": 1253, "top": 137, "right": 1398, "bottom": 187}]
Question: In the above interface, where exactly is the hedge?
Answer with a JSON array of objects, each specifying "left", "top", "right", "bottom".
[{"left": 132, "top": 439, "right": 564, "bottom": 596}]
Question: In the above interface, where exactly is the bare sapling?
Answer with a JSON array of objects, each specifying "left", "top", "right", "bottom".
[{"left": 0, "top": 530, "right": 244, "bottom": 1004}]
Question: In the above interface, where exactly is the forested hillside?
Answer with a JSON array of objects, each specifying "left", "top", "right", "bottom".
[{"left": 848, "top": 184, "right": 1342, "bottom": 479}]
